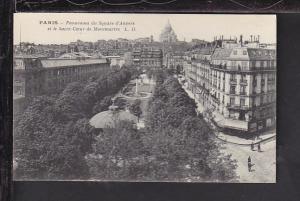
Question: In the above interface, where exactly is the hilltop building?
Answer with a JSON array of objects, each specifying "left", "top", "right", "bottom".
[{"left": 159, "top": 20, "right": 178, "bottom": 43}]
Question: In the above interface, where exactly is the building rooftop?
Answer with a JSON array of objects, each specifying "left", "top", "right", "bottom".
[
  {"left": 40, "top": 58, "right": 108, "bottom": 68},
  {"left": 14, "top": 54, "right": 48, "bottom": 59},
  {"left": 211, "top": 48, "right": 233, "bottom": 60},
  {"left": 211, "top": 47, "right": 276, "bottom": 60},
  {"left": 247, "top": 48, "right": 276, "bottom": 60},
  {"left": 59, "top": 52, "right": 91, "bottom": 59},
  {"left": 192, "top": 47, "right": 214, "bottom": 55}
]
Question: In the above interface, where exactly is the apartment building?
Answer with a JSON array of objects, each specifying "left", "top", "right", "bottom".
[
  {"left": 185, "top": 39, "right": 276, "bottom": 135},
  {"left": 132, "top": 48, "right": 163, "bottom": 69}
]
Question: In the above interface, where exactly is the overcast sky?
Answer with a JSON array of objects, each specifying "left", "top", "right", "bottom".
[{"left": 14, "top": 13, "right": 276, "bottom": 45}]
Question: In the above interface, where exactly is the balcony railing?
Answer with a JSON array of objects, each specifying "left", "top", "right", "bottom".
[
  {"left": 267, "top": 79, "right": 275, "bottom": 84},
  {"left": 210, "top": 64, "right": 276, "bottom": 72},
  {"left": 240, "top": 80, "right": 248, "bottom": 85},
  {"left": 230, "top": 79, "right": 237, "bottom": 85},
  {"left": 227, "top": 104, "right": 251, "bottom": 110}
]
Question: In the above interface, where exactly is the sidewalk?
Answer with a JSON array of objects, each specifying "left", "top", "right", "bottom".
[{"left": 217, "top": 131, "right": 276, "bottom": 146}]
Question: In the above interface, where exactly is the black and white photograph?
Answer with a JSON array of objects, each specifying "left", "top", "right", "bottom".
[{"left": 13, "top": 13, "right": 276, "bottom": 183}]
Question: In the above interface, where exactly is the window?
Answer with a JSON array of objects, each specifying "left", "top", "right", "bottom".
[
  {"left": 256, "top": 61, "right": 260, "bottom": 67},
  {"left": 240, "top": 98, "right": 245, "bottom": 106},
  {"left": 271, "top": 61, "right": 274, "bottom": 67},
  {"left": 268, "top": 95, "right": 272, "bottom": 103},
  {"left": 240, "top": 86, "right": 246, "bottom": 95},
  {"left": 243, "top": 50, "right": 247, "bottom": 55},
  {"left": 241, "top": 61, "right": 247, "bottom": 68},
  {"left": 231, "top": 61, "right": 236, "bottom": 67},
  {"left": 233, "top": 50, "right": 237, "bottom": 55},
  {"left": 230, "top": 97, "right": 235, "bottom": 105},
  {"left": 241, "top": 74, "right": 246, "bottom": 81},
  {"left": 230, "top": 85, "right": 236, "bottom": 94},
  {"left": 253, "top": 78, "right": 257, "bottom": 87},
  {"left": 229, "top": 110, "right": 235, "bottom": 118},
  {"left": 261, "top": 79, "right": 265, "bottom": 86}
]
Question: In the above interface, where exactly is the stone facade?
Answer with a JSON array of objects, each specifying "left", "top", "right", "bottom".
[
  {"left": 132, "top": 48, "right": 163, "bottom": 69},
  {"left": 185, "top": 43, "right": 276, "bottom": 135},
  {"left": 13, "top": 56, "right": 110, "bottom": 113}
]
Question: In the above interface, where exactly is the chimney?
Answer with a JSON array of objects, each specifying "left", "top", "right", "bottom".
[
  {"left": 257, "top": 35, "right": 260, "bottom": 43},
  {"left": 240, "top": 35, "right": 243, "bottom": 46},
  {"left": 250, "top": 35, "right": 253, "bottom": 42},
  {"left": 222, "top": 35, "right": 224, "bottom": 40}
]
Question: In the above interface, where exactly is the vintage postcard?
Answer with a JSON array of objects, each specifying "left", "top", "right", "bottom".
[{"left": 13, "top": 13, "right": 276, "bottom": 182}]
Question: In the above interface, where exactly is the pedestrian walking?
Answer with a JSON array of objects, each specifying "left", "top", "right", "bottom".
[
  {"left": 258, "top": 143, "right": 261, "bottom": 152},
  {"left": 251, "top": 142, "right": 254, "bottom": 151},
  {"left": 248, "top": 156, "right": 252, "bottom": 172},
  {"left": 257, "top": 133, "right": 262, "bottom": 140}
]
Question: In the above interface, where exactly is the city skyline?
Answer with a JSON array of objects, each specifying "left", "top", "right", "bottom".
[
  {"left": 14, "top": 13, "right": 276, "bottom": 45},
  {"left": 13, "top": 13, "right": 276, "bottom": 183}
]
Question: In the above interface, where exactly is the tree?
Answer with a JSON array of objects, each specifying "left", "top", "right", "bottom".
[
  {"left": 15, "top": 118, "right": 94, "bottom": 180},
  {"left": 87, "top": 120, "right": 144, "bottom": 180},
  {"left": 129, "top": 99, "right": 142, "bottom": 122},
  {"left": 142, "top": 74, "right": 237, "bottom": 182},
  {"left": 92, "top": 96, "right": 112, "bottom": 115},
  {"left": 54, "top": 82, "right": 86, "bottom": 122},
  {"left": 14, "top": 67, "right": 135, "bottom": 180},
  {"left": 150, "top": 85, "right": 169, "bottom": 103},
  {"left": 81, "top": 81, "right": 99, "bottom": 114},
  {"left": 41, "top": 120, "right": 92, "bottom": 180},
  {"left": 114, "top": 97, "right": 127, "bottom": 110},
  {"left": 14, "top": 96, "right": 56, "bottom": 179}
]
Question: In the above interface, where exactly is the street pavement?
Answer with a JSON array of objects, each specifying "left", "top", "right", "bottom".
[{"left": 221, "top": 139, "right": 276, "bottom": 183}]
